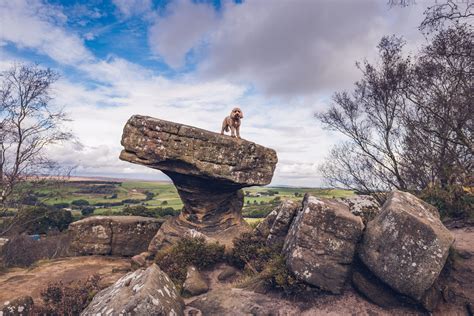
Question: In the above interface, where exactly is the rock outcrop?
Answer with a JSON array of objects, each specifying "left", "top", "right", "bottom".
[
  {"left": 69, "top": 216, "right": 162, "bottom": 256},
  {"left": 81, "top": 264, "right": 184, "bottom": 316},
  {"left": 358, "top": 190, "right": 455, "bottom": 301},
  {"left": 283, "top": 195, "right": 364, "bottom": 294},
  {"left": 120, "top": 115, "right": 278, "bottom": 251}
]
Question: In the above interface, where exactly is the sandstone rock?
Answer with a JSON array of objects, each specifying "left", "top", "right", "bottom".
[
  {"left": 267, "top": 200, "right": 299, "bottom": 247},
  {"left": 358, "top": 190, "right": 455, "bottom": 301},
  {"left": 81, "top": 264, "right": 184, "bottom": 316},
  {"left": 254, "top": 209, "right": 278, "bottom": 238},
  {"left": 183, "top": 266, "right": 209, "bottom": 297},
  {"left": 1, "top": 296, "right": 34, "bottom": 316},
  {"left": 69, "top": 216, "right": 162, "bottom": 256},
  {"left": 351, "top": 263, "right": 402, "bottom": 308},
  {"left": 131, "top": 253, "right": 147, "bottom": 270},
  {"left": 187, "top": 288, "right": 300, "bottom": 316},
  {"left": 283, "top": 195, "right": 364, "bottom": 294},
  {"left": 217, "top": 265, "right": 239, "bottom": 281},
  {"left": 339, "top": 195, "right": 380, "bottom": 225},
  {"left": 120, "top": 115, "right": 277, "bottom": 252}
]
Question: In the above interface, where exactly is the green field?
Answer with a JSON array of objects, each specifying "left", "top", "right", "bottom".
[{"left": 26, "top": 179, "right": 353, "bottom": 220}]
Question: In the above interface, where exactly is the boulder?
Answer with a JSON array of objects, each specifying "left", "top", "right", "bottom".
[
  {"left": 1, "top": 296, "right": 34, "bottom": 316},
  {"left": 183, "top": 266, "right": 209, "bottom": 297},
  {"left": 266, "top": 200, "right": 299, "bottom": 247},
  {"left": 283, "top": 195, "right": 364, "bottom": 294},
  {"left": 358, "top": 190, "right": 455, "bottom": 301},
  {"left": 81, "top": 264, "right": 184, "bottom": 316},
  {"left": 69, "top": 216, "right": 162, "bottom": 256},
  {"left": 119, "top": 115, "right": 277, "bottom": 251}
]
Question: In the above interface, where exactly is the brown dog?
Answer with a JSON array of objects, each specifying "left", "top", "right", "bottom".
[{"left": 221, "top": 107, "right": 243, "bottom": 139}]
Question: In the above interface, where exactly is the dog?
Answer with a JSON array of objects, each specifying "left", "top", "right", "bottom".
[{"left": 221, "top": 107, "right": 244, "bottom": 139}]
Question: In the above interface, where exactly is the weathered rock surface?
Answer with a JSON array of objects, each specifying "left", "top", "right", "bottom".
[
  {"left": 183, "top": 266, "right": 209, "bottom": 297},
  {"left": 82, "top": 264, "right": 184, "bottom": 316},
  {"left": 69, "top": 216, "right": 162, "bottom": 256},
  {"left": 267, "top": 199, "right": 300, "bottom": 247},
  {"left": 339, "top": 195, "right": 380, "bottom": 225},
  {"left": 1, "top": 296, "right": 34, "bottom": 316},
  {"left": 187, "top": 288, "right": 300, "bottom": 316},
  {"left": 254, "top": 209, "right": 278, "bottom": 238},
  {"left": 120, "top": 115, "right": 277, "bottom": 251},
  {"left": 283, "top": 195, "right": 364, "bottom": 294},
  {"left": 358, "top": 190, "right": 455, "bottom": 301}
]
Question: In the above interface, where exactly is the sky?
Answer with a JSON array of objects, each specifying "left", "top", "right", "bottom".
[{"left": 0, "top": 0, "right": 433, "bottom": 187}]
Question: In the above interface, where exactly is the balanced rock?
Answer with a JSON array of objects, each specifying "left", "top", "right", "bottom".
[
  {"left": 69, "top": 216, "right": 162, "bottom": 256},
  {"left": 358, "top": 190, "right": 454, "bottom": 301},
  {"left": 81, "top": 264, "right": 184, "bottom": 316},
  {"left": 120, "top": 115, "right": 277, "bottom": 251},
  {"left": 266, "top": 199, "right": 299, "bottom": 247},
  {"left": 283, "top": 195, "right": 364, "bottom": 294}
]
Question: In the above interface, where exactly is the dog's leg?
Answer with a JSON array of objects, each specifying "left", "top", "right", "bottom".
[
  {"left": 230, "top": 125, "right": 236, "bottom": 137},
  {"left": 236, "top": 125, "right": 241, "bottom": 139},
  {"left": 221, "top": 119, "right": 226, "bottom": 135}
]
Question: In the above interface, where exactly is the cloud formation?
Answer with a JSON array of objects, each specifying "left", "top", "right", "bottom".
[{"left": 0, "top": 0, "right": 430, "bottom": 186}]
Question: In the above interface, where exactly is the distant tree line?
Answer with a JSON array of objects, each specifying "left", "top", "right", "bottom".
[{"left": 316, "top": 2, "right": 473, "bottom": 218}]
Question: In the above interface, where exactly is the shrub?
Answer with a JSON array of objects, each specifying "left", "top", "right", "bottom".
[
  {"left": 71, "top": 199, "right": 89, "bottom": 207},
  {"left": 0, "top": 233, "right": 72, "bottom": 267},
  {"left": 155, "top": 207, "right": 179, "bottom": 217},
  {"left": 53, "top": 203, "right": 70, "bottom": 209},
  {"left": 7, "top": 206, "right": 73, "bottom": 235},
  {"left": 155, "top": 237, "right": 225, "bottom": 289},
  {"left": 123, "top": 205, "right": 155, "bottom": 217},
  {"left": 161, "top": 200, "right": 168, "bottom": 205},
  {"left": 419, "top": 185, "right": 474, "bottom": 219},
  {"left": 81, "top": 207, "right": 95, "bottom": 217},
  {"left": 35, "top": 274, "right": 102, "bottom": 315},
  {"left": 230, "top": 232, "right": 304, "bottom": 295}
]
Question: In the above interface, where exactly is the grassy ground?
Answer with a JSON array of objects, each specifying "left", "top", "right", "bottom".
[{"left": 26, "top": 180, "right": 353, "bottom": 219}]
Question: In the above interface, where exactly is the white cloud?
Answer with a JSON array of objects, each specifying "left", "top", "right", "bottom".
[
  {"left": 0, "top": 0, "right": 432, "bottom": 187},
  {"left": 0, "top": 0, "right": 93, "bottom": 65},
  {"left": 148, "top": 0, "right": 218, "bottom": 68},
  {"left": 112, "top": 0, "right": 153, "bottom": 18}
]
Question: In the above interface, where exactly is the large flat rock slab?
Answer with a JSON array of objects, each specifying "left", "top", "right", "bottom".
[{"left": 120, "top": 115, "right": 277, "bottom": 186}]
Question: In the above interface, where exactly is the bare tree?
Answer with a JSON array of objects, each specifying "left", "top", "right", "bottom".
[
  {"left": 420, "top": 0, "right": 474, "bottom": 33},
  {"left": 0, "top": 63, "right": 72, "bottom": 231},
  {"left": 317, "top": 36, "right": 410, "bottom": 199},
  {"left": 403, "top": 24, "right": 473, "bottom": 189}
]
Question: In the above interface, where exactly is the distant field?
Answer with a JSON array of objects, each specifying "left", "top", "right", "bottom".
[{"left": 27, "top": 179, "right": 353, "bottom": 219}]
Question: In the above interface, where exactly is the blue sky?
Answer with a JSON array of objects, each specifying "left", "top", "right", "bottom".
[{"left": 0, "top": 0, "right": 430, "bottom": 186}]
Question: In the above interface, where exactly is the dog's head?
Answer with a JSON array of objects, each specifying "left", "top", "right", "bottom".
[{"left": 231, "top": 107, "right": 244, "bottom": 119}]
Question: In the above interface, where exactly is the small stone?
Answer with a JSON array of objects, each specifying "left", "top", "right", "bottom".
[
  {"left": 217, "top": 266, "right": 239, "bottom": 282},
  {"left": 183, "top": 266, "right": 209, "bottom": 297}
]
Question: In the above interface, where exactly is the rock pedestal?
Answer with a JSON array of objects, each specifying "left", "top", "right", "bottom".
[{"left": 120, "top": 115, "right": 278, "bottom": 251}]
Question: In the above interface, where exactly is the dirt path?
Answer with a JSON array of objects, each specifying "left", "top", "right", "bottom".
[{"left": 0, "top": 256, "right": 130, "bottom": 303}]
